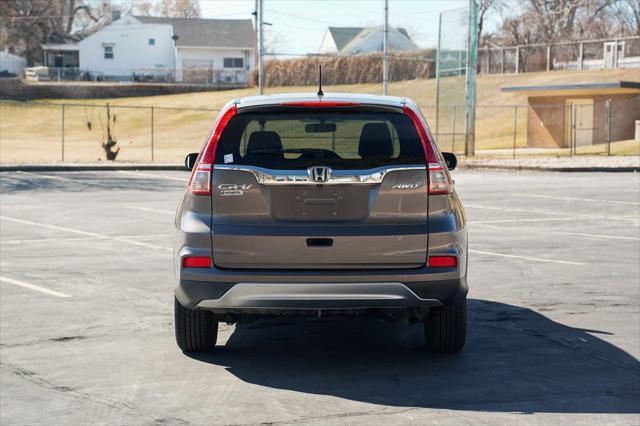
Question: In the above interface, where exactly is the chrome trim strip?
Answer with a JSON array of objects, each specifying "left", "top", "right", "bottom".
[
  {"left": 196, "top": 282, "right": 442, "bottom": 309},
  {"left": 213, "top": 164, "right": 425, "bottom": 185}
]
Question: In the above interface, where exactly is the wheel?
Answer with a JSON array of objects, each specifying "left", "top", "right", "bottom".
[
  {"left": 174, "top": 297, "right": 218, "bottom": 352},
  {"left": 424, "top": 299, "right": 466, "bottom": 353}
]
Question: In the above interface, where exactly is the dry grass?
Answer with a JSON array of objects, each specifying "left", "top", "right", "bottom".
[
  {"left": 476, "top": 139, "right": 640, "bottom": 157},
  {"left": 0, "top": 68, "right": 638, "bottom": 163}
]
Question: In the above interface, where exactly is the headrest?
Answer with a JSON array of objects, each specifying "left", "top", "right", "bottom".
[
  {"left": 246, "top": 131, "right": 283, "bottom": 156},
  {"left": 358, "top": 123, "right": 393, "bottom": 159}
]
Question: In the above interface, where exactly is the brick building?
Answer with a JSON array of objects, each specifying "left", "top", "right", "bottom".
[{"left": 501, "top": 81, "right": 640, "bottom": 148}]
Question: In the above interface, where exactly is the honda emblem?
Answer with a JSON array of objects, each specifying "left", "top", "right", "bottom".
[{"left": 308, "top": 166, "right": 332, "bottom": 183}]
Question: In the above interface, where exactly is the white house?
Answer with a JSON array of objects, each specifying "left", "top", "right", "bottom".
[
  {"left": 318, "top": 27, "right": 364, "bottom": 54},
  {"left": 42, "top": 15, "right": 255, "bottom": 84},
  {"left": 318, "top": 26, "right": 419, "bottom": 55},
  {"left": 0, "top": 50, "right": 27, "bottom": 76}
]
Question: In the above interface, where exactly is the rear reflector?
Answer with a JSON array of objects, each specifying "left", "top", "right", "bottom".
[
  {"left": 428, "top": 256, "right": 457, "bottom": 268},
  {"left": 183, "top": 256, "right": 212, "bottom": 268},
  {"left": 280, "top": 101, "right": 360, "bottom": 107}
]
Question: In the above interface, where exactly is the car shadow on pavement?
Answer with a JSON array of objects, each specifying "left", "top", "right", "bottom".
[{"left": 188, "top": 299, "right": 640, "bottom": 414}]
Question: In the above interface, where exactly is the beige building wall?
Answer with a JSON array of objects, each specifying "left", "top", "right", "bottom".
[{"left": 526, "top": 94, "right": 640, "bottom": 148}]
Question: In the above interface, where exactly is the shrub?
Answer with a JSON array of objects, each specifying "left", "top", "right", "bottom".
[{"left": 252, "top": 50, "right": 436, "bottom": 87}]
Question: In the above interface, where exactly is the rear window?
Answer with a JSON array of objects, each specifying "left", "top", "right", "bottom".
[{"left": 215, "top": 111, "right": 425, "bottom": 170}]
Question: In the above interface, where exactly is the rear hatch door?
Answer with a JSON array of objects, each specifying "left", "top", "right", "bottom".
[{"left": 210, "top": 107, "right": 428, "bottom": 269}]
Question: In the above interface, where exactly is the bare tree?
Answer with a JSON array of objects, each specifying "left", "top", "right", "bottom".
[
  {"left": 132, "top": 1, "right": 155, "bottom": 17},
  {"left": 526, "top": 0, "right": 583, "bottom": 43},
  {"left": 132, "top": 0, "right": 201, "bottom": 18},
  {"left": 477, "top": 0, "right": 505, "bottom": 46},
  {"left": 614, "top": 0, "right": 640, "bottom": 35},
  {"left": 494, "top": 0, "right": 631, "bottom": 45},
  {"left": 499, "top": 14, "right": 538, "bottom": 45},
  {"left": 0, "top": 0, "right": 110, "bottom": 65},
  {"left": 264, "top": 27, "right": 287, "bottom": 55},
  {"left": 156, "top": 0, "right": 201, "bottom": 18}
]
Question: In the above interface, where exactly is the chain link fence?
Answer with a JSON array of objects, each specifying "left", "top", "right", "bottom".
[
  {"left": 428, "top": 100, "right": 639, "bottom": 157},
  {"left": 24, "top": 67, "right": 249, "bottom": 85},
  {"left": 435, "top": 3, "right": 477, "bottom": 156},
  {"left": 479, "top": 36, "right": 640, "bottom": 74},
  {"left": 1, "top": 100, "right": 637, "bottom": 164},
  {"left": 0, "top": 102, "right": 219, "bottom": 163}
]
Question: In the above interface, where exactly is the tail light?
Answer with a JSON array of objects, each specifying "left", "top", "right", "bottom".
[
  {"left": 403, "top": 104, "right": 453, "bottom": 195},
  {"left": 427, "top": 163, "right": 453, "bottom": 194},
  {"left": 188, "top": 103, "right": 237, "bottom": 195}
]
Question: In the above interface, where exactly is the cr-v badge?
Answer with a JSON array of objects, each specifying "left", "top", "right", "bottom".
[{"left": 218, "top": 183, "right": 252, "bottom": 196}]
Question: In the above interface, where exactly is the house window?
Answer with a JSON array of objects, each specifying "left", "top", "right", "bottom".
[
  {"left": 223, "top": 58, "right": 243, "bottom": 68},
  {"left": 148, "top": 38, "right": 155, "bottom": 46},
  {"left": 104, "top": 46, "right": 114, "bottom": 59}
]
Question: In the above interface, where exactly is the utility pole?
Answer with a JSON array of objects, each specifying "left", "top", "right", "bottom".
[
  {"left": 382, "top": 0, "right": 389, "bottom": 95},
  {"left": 463, "top": 0, "right": 477, "bottom": 156},
  {"left": 257, "top": 0, "right": 264, "bottom": 95},
  {"left": 253, "top": 0, "right": 258, "bottom": 74},
  {"left": 435, "top": 12, "right": 442, "bottom": 138}
]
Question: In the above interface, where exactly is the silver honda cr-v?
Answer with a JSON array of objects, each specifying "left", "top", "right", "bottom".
[{"left": 174, "top": 93, "right": 467, "bottom": 353}]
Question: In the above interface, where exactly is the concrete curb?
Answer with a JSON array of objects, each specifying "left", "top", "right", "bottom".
[
  {"left": 1, "top": 163, "right": 638, "bottom": 173},
  {"left": 0, "top": 163, "right": 185, "bottom": 172}
]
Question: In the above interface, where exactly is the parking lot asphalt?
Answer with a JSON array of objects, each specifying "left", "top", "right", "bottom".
[{"left": 0, "top": 169, "right": 639, "bottom": 425}]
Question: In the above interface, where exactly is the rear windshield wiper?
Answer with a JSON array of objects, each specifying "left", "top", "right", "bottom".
[
  {"left": 248, "top": 148, "right": 326, "bottom": 155},
  {"left": 284, "top": 148, "right": 325, "bottom": 154},
  {"left": 247, "top": 148, "right": 284, "bottom": 154}
]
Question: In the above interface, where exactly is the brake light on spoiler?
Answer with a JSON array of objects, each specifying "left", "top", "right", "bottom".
[
  {"left": 188, "top": 103, "right": 237, "bottom": 195},
  {"left": 279, "top": 101, "right": 360, "bottom": 107},
  {"left": 403, "top": 104, "right": 453, "bottom": 195}
]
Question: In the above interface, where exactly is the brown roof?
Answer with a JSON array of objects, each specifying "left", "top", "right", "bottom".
[{"left": 501, "top": 81, "right": 640, "bottom": 96}]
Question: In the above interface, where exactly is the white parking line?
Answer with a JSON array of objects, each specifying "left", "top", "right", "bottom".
[
  {"left": 0, "top": 276, "right": 72, "bottom": 298},
  {"left": 0, "top": 216, "right": 172, "bottom": 252},
  {"left": 1, "top": 234, "right": 172, "bottom": 245},
  {"left": 126, "top": 205, "right": 175, "bottom": 215},
  {"left": 13, "top": 171, "right": 104, "bottom": 188},
  {"left": 117, "top": 170, "right": 186, "bottom": 182},
  {"left": 470, "top": 222, "right": 640, "bottom": 241},
  {"left": 514, "top": 193, "right": 640, "bottom": 206},
  {"left": 465, "top": 203, "right": 639, "bottom": 222},
  {"left": 469, "top": 217, "right": 578, "bottom": 224},
  {"left": 469, "top": 249, "right": 586, "bottom": 266},
  {"left": 1, "top": 174, "right": 31, "bottom": 181},
  {"left": 565, "top": 232, "right": 640, "bottom": 241},
  {"left": 16, "top": 171, "right": 68, "bottom": 181}
]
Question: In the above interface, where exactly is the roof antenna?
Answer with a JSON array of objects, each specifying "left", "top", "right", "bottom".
[{"left": 317, "top": 65, "right": 324, "bottom": 98}]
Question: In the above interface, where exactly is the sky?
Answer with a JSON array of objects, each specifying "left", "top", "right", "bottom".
[{"left": 192, "top": 0, "right": 513, "bottom": 56}]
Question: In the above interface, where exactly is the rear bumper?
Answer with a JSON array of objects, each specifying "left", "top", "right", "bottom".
[{"left": 175, "top": 277, "right": 467, "bottom": 311}]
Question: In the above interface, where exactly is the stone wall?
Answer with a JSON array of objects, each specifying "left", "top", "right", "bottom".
[{"left": 0, "top": 78, "right": 245, "bottom": 100}]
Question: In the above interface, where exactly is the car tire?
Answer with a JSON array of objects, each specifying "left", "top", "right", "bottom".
[
  {"left": 424, "top": 299, "right": 466, "bottom": 353},
  {"left": 174, "top": 297, "right": 218, "bottom": 352}
]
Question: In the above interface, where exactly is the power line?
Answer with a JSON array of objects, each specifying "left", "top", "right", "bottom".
[{"left": 264, "top": 9, "right": 352, "bottom": 26}]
